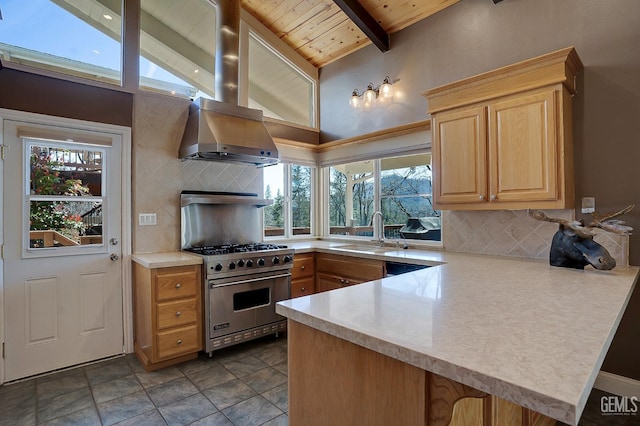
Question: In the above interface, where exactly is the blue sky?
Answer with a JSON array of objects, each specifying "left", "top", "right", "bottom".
[{"left": 0, "top": 0, "right": 187, "bottom": 85}]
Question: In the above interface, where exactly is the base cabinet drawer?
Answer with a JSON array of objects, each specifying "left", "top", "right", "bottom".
[
  {"left": 157, "top": 298, "right": 198, "bottom": 330},
  {"left": 156, "top": 325, "right": 200, "bottom": 359},
  {"left": 292, "top": 276, "right": 315, "bottom": 298}
]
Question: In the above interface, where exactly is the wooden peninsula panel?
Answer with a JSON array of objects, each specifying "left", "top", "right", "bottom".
[{"left": 288, "top": 320, "right": 556, "bottom": 426}]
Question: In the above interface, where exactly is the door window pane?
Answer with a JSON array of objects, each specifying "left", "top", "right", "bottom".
[
  {"left": 381, "top": 154, "right": 440, "bottom": 241},
  {"left": 0, "top": 0, "right": 122, "bottom": 85},
  {"left": 291, "top": 165, "right": 312, "bottom": 236},
  {"left": 139, "top": 0, "right": 216, "bottom": 98},
  {"left": 264, "top": 163, "right": 284, "bottom": 237},
  {"left": 249, "top": 33, "right": 315, "bottom": 127},
  {"left": 329, "top": 161, "right": 374, "bottom": 236},
  {"left": 28, "top": 142, "right": 104, "bottom": 248}
]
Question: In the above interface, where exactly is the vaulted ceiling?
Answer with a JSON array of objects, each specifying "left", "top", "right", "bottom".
[{"left": 241, "top": 0, "right": 461, "bottom": 68}]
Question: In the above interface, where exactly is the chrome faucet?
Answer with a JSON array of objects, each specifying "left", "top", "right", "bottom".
[{"left": 372, "top": 211, "right": 384, "bottom": 246}]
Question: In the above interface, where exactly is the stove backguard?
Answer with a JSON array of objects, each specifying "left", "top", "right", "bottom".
[{"left": 181, "top": 193, "right": 267, "bottom": 248}]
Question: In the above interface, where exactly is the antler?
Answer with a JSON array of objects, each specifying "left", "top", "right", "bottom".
[
  {"left": 528, "top": 210, "right": 594, "bottom": 238},
  {"left": 588, "top": 204, "right": 634, "bottom": 235}
]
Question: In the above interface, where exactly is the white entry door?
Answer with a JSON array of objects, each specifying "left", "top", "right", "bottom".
[{"left": 2, "top": 118, "right": 125, "bottom": 382}]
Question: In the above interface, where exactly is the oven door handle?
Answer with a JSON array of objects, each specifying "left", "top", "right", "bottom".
[{"left": 210, "top": 272, "right": 291, "bottom": 288}]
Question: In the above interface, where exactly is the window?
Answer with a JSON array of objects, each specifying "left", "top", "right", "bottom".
[
  {"left": 139, "top": 0, "right": 215, "bottom": 98},
  {"left": 329, "top": 160, "right": 375, "bottom": 236},
  {"left": 27, "top": 141, "right": 105, "bottom": 250},
  {"left": 264, "top": 163, "right": 314, "bottom": 238},
  {"left": 326, "top": 154, "right": 440, "bottom": 242},
  {"left": 0, "top": 0, "right": 122, "bottom": 85},
  {"left": 249, "top": 33, "right": 316, "bottom": 128}
]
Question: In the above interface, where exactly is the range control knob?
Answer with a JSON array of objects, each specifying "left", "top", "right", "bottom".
[
  {"left": 283, "top": 255, "right": 292, "bottom": 263},
  {"left": 246, "top": 259, "right": 254, "bottom": 267},
  {"left": 237, "top": 259, "right": 245, "bottom": 267},
  {"left": 228, "top": 262, "right": 236, "bottom": 270},
  {"left": 257, "top": 258, "right": 265, "bottom": 266},
  {"left": 214, "top": 263, "right": 223, "bottom": 272},
  {"left": 273, "top": 256, "right": 280, "bottom": 265}
]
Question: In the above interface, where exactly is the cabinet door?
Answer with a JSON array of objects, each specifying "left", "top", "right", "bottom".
[
  {"left": 488, "top": 89, "right": 557, "bottom": 202},
  {"left": 316, "top": 273, "right": 343, "bottom": 293},
  {"left": 433, "top": 105, "right": 487, "bottom": 206}
]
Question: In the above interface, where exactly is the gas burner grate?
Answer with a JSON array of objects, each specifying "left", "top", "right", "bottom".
[{"left": 185, "top": 243, "right": 287, "bottom": 256}]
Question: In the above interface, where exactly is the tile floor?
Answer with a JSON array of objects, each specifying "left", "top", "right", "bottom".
[
  {"left": 0, "top": 335, "right": 288, "bottom": 426},
  {"left": 1, "top": 334, "right": 638, "bottom": 425}
]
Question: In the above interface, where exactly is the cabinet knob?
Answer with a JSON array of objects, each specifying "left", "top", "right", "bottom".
[
  {"left": 478, "top": 195, "right": 485, "bottom": 200},
  {"left": 177, "top": 339, "right": 182, "bottom": 345},
  {"left": 300, "top": 265, "right": 305, "bottom": 270},
  {"left": 175, "top": 283, "right": 182, "bottom": 289},
  {"left": 176, "top": 311, "right": 181, "bottom": 317},
  {"left": 490, "top": 194, "right": 497, "bottom": 200}
]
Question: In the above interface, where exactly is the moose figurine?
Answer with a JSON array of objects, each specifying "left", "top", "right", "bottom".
[{"left": 528, "top": 205, "right": 634, "bottom": 270}]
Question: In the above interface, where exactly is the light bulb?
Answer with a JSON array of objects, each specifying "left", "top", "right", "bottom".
[
  {"left": 363, "top": 83, "right": 376, "bottom": 106},
  {"left": 349, "top": 89, "right": 361, "bottom": 108},
  {"left": 379, "top": 76, "right": 394, "bottom": 99}
]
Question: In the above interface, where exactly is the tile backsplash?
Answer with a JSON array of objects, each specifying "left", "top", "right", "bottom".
[
  {"left": 133, "top": 93, "right": 262, "bottom": 253},
  {"left": 442, "top": 209, "right": 629, "bottom": 268}
]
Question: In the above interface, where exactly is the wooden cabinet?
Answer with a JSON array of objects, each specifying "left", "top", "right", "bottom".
[
  {"left": 133, "top": 263, "right": 202, "bottom": 371},
  {"left": 424, "top": 47, "right": 582, "bottom": 210},
  {"left": 291, "top": 253, "right": 315, "bottom": 298},
  {"left": 315, "top": 253, "right": 385, "bottom": 293}
]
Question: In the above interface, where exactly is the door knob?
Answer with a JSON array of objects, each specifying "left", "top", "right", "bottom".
[{"left": 110, "top": 253, "right": 119, "bottom": 261}]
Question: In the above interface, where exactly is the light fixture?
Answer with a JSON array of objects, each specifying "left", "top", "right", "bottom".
[
  {"left": 349, "top": 76, "right": 395, "bottom": 109},
  {"left": 349, "top": 89, "right": 361, "bottom": 108}
]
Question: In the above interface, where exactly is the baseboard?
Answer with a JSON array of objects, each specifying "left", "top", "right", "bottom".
[{"left": 594, "top": 371, "right": 640, "bottom": 397}]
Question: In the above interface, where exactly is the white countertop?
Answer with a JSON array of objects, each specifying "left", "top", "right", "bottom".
[
  {"left": 132, "top": 252, "right": 203, "bottom": 268},
  {"left": 277, "top": 241, "right": 639, "bottom": 425}
]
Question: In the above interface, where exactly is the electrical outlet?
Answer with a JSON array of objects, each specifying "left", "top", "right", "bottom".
[{"left": 139, "top": 213, "right": 157, "bottom": 225}]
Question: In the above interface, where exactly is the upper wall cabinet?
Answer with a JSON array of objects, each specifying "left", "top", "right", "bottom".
[{"left": 423, "top": 47, "right": 583, "bottom": 210}]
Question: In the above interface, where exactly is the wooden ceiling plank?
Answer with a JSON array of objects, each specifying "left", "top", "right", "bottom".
[
  {"left": 332, "top": 0, "right": 389, "bottom": 52},
  {"left": 284, "top": 10, "right": 350, "bottom": 50},
  {"left": 275, "top": 2, "right": 337, "bottom": 37}
]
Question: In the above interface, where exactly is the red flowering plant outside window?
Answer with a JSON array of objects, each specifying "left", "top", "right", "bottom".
[{"left": 29, "top": 147, "right": 92, "bottom": 246}]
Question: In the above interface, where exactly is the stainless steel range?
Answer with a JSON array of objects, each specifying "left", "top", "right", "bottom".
[{"left": 181, "top": 192, "right": 293, "bottom": 355}]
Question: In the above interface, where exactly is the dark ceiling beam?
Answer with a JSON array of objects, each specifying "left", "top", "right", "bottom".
[{"left": 333, "top": 0, "right": 389, "bottom": 52}]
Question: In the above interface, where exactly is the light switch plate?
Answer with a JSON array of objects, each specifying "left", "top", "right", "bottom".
[
  {"left": 581, "top": 197, "right": 595, "bottom": 214},
  {"left": 139, "top": 213, "right": 157, "bottom": 225}
]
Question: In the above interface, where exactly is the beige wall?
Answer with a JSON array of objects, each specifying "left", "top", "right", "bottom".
[
  {"left": 132, "top": 93, "right": 263, "bottom": 253},
  {"left": 319, "top": 0, "right": 640, "bottom": 380}
]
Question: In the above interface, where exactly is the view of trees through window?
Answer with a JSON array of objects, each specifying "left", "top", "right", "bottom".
[
  {"left": 329, "top": 154, "right": 440, "bottom": 241},
  {"left": 29, "top": 144, "right": 104, "bottom": 248},
  {"left": 264, "top": 164, "right": 312, "bottom": 237}
]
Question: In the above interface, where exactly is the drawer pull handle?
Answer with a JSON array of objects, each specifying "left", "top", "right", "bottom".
[
  {"left": 177, "top": 339, "right": 182, "bottom": 345},
  {"left": 300, "top": 265, "right": 305, "bottom": 270},
  {"left": 175, "top": 283, "right": 182, "bottom": 289},
  {"left": 176, "top": 311, "right": 181, "bottom": 317}
]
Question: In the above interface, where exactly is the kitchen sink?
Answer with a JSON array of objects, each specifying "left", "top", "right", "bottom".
[{"left": 334, "top": 244, "right": 392, "bottom": 254}]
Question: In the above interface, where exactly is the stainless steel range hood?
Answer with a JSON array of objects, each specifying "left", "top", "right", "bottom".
[
  {"left": 180, "top": 98, "right": 278, "bottom": 166},
  {"left": 179, "top": 0, "right": 278, "bottom": 166}
]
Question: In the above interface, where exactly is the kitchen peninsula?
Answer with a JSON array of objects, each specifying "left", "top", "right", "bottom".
[{"left": 276, "top": 250, "right": 638, "bottom": 425}]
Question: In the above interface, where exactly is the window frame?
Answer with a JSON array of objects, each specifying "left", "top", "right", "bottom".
[
  {"left": 263, "top": 162, "right": 316, "bottom": 241},
  {"left": 322, "top": 154, "right": 442, "bottom": 247}
]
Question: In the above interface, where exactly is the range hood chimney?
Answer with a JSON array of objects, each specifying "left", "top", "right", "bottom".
[{"left": 179, "top": 0, "right": 279, "bottom": 166}]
